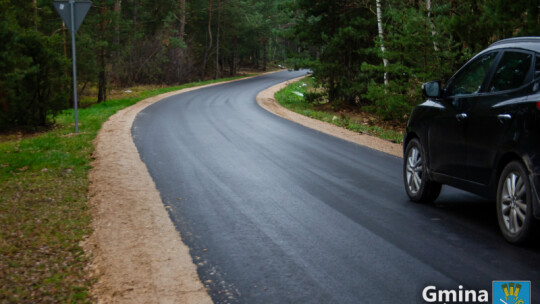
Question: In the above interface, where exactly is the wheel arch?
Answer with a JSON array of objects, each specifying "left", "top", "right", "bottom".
[
  {"left": 403, "top": 132, "right": 419, "bottom": 156},
  {"left": 495, "top": 152, "right": 524, "bottom": 184}
]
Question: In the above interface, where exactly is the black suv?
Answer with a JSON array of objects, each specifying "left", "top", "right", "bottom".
[{"left": 403, "top": 37, "right": 540, "bottom": 244}]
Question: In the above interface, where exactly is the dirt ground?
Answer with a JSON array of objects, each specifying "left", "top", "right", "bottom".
[{"left": 83, "top": 74, "right": 402, "bottom": 303}]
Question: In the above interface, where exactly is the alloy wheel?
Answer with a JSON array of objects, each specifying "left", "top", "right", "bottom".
[
  {"left": 500, "top": 172, "right": 527, "bottom": 235},
  {"left": 406, "top": 146, "right": 423, "bottom": 195}
]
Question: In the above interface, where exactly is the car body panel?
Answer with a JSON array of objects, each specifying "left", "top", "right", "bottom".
[{"left": 405, "top": 37, "right": 540, "bottom": 219}]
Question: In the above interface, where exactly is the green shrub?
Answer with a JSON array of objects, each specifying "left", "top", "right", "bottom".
[{"left": 304, "top": 91, "right": 325, "bottom": 104}]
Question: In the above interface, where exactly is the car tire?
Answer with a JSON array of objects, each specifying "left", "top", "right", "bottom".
[
  {"left": 496, "top": 161, "right": 537, "bottom": 244},
  {"left": 403, "top": 138, "right": 441, "bottom": 203}
]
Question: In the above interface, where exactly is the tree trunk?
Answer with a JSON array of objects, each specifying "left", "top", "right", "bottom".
[
  {"left": 376, "top": 0, "right": 388, "bottom": 86},
  {"left": 179, "top": 0, "right": 185, "bottom": 44},
  {"left": 130, "top": 0, "right": 137, "bottom": 84},
  {"left": 98, "top": 47, "right": 107, "bottom": 102},
  {"left": 427, "top": 0, "right": 439, "bottom": 51},
  {"left": 272, "top": 37, "right": 278, "bottom": 62},
  {"left": 263, "top": 36, "right": 267, "bottom": 71},
  {"left": 132, "top": 0, "right": 137, "bottom": 31},
  {"left": 114, "top": 0, "right": 121, "bottom": 45},
  {"left": 228, "top": 57, "right": 233, "bottom": 76},
  {"left": 98, "top": 2, "right": 107, "bottom": 103},
  {"left": 113, "top": 0, "right": 121, "bottom": 85},
  {"left": 201, "top": 0, "right": 213, "bottom": 80},
  {"left": 215, "top": 0, "right": 221, "bottom": 79},
  {"left": 177, "top": 0, "right": 186, "bottom": 81},
  {"left": 33, "top": 0, "right": 38, "bottom": 30},
  {"left": 62, "top": 23, "right": 67, "bottom": 57},
  {"left": 231, "top": 36, "right": 238, "bottom": 76}
]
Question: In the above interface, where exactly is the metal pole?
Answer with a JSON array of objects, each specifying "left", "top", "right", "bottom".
[{"left": 70, "top": 0, "right": 79, "bottom": 133}]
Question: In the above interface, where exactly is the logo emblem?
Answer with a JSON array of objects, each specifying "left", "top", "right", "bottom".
[{"left": 493, "top": 281, "right": 530, "bottom": 304}]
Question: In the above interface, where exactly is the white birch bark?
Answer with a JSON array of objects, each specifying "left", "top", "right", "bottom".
[
  {"left": 376, "top": 0, "right": 389, "bottom": 86},
  {"left": 427, "top": 0, "right": 439, "bottom": 51}
]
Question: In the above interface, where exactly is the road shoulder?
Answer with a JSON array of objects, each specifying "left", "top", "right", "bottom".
[
  {"left": 82, "top": 80, "right": 255, "bottom": 303},
  {"left": 256, "top": 76, "right": 403, "bottom": 158}
]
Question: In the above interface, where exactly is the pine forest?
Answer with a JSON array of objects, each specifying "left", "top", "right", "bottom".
[{"left": 0, "top": 0, "right": 539, "bottom": 130}]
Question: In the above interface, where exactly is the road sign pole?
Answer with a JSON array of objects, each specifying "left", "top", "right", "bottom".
[
  {"left": 69, "top": 0, "right": 79, "bottom": 133},
  {"left": 54, "top": 0, "right": 91, "bottom": 133}
]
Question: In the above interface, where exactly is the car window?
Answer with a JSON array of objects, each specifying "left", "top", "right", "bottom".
[
  {"left": 448, "top": 52, "right": 498, "bottom": 96},
  {"left": 488, "top": 51, "right": 532, "bottom": 92}
]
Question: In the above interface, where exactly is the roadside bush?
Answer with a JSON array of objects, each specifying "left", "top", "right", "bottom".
[
  {"left": 304, "top": 91, "right": 326, "bottom": 104},
  {"left": 362, "top": 79, "right": 416, "bottom": 122}
]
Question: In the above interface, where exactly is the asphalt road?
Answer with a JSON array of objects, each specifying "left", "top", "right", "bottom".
[{"left": 132, "top": 70, "right": 540, "bottom": 303}]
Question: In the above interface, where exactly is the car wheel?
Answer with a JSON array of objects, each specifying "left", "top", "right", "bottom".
[
  {"left": 496, "top": 161, "right": 537, "bottom": 244},
  {"left": 403, "top": 138, "right": 441, "bottom": 203}
]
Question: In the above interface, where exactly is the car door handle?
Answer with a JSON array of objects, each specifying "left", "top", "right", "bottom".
[
  {"left": 497, "top": 114, "right": 512, "bottom": 123},
  {"left": 456, "top": 113, "right": 468, "bottom": 121}
]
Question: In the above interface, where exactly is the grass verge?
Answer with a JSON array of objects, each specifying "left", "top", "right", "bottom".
[
  {"left": 0, "top": 74, "right": 252, "bottom": 303},
  {"left": 274, "top": 77, "right": 404, "bottom": 144}
]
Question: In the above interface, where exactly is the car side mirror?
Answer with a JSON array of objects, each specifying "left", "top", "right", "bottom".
[{"left": 422, "top": 81, "right": 441, "bottom": 98}]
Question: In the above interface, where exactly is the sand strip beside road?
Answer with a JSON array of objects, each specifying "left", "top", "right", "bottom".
[
  {"left": 256, "top": 76, "right": 403, "bottom": 158},
  {"left": 83, "top": 83, "right": 243, "bottom": 304}
]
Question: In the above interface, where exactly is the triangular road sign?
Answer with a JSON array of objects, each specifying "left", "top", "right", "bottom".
[{"left": 53, "top": 1, "right": 92, "bottom": 34}]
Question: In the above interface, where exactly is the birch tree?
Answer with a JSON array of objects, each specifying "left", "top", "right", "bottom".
[
  {"left": 376, "top": 0, "right": 388, "bottom": 86},
  {"left": 426, "top": 0, "right": 439, "bottom": 51}
]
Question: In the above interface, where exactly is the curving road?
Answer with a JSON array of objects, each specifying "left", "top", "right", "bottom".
[{"left": 132, "top": 71, "right": 540, "bottom": 303}]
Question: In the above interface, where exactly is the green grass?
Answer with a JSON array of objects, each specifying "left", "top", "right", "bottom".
[
  {"left": 275, "top": 77, "right": 404, "bottom": 144},
  {"left": 0, "top": 74, "right": 252, "bottom": 303}
]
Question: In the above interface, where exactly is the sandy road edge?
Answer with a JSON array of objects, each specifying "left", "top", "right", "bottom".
[
  {"left": 256, "top": 76, "right": 403, "bottom": 158},
  {"left": 82, "top": 74, "right": 278, "bottom": 304}
]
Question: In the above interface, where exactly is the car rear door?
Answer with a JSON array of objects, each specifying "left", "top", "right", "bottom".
[{"left": 465, "top": 50, "right": 534, "bottom": 186}]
